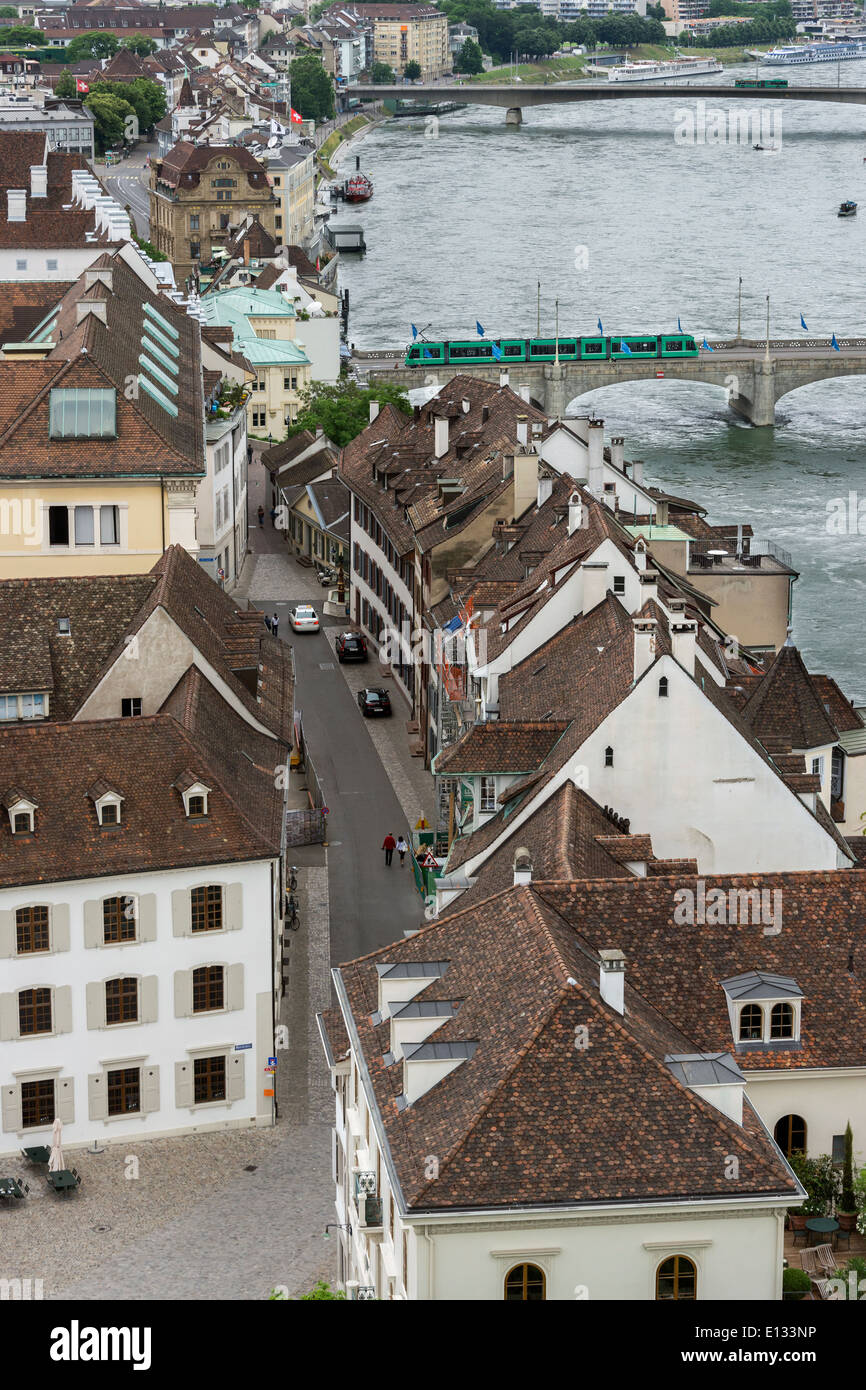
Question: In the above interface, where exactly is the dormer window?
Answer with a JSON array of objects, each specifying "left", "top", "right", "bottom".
[
  {"left": 5, "top": 793, "right": 37, "bottom": 834},
  {"left": 722, "top": 971, "right": 802, "bottom": 1049},
  {"left": 738, "top": 1004, "right": 762, "bottom": 1041},
  {"left": 770, "top": 1002, "right": 795, "bottom": 1039},
  {"left": 188, "top": 794, "right": 207, "bottom": 818},
  {"left": 99, "top": 802, "right": 119, "bottom": 827},
  {"left": 13, "top": 811, "right": 32, "bottom": 834},
  {"left": 175, "top": 773, "right": 211, "bottom": 819},
  {"left": 88, "top": 780, "right": 124, "bottom": 828}
]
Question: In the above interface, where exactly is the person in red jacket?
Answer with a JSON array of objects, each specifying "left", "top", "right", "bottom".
[{"left": 382, "top": 833, "right": 397, "bottom": 867}]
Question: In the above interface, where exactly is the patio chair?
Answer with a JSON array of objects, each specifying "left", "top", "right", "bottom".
[
  {"left": 811, "top": 1277, "right": 843, "bottom": 1301},
  {"left": 789, "top": 1213, "right": 808, "bottom": 1247},
  {"left": 799, "top": 1249, "right": 822, "bottom": 1278},
  {"left": 813, "top": 1244, "right": 837, "bottom": 1276}
]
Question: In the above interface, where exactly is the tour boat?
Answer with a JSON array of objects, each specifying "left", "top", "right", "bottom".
[
  {"left": 763, "top": 42, "right": 866, "bottom": 65},
  {"left": 607, "top": 56, "right": 723, "bottom": 82},
  {"left": 344, "top": 173, "right": 373, "bottom": 203}
]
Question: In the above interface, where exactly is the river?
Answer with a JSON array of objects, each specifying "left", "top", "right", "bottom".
[{"left": 334, "top": 61, "right": 866, "bottom": 697}]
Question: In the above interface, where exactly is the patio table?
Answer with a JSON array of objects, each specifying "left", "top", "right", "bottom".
[
  {"left": 0, "top": 1177, "right": 25, "bottom": 1200},
  {"left": 46, "top": 1170, "right": 80, "bottom": 1196},
  {"left": 806, "top": 1217, "right": 839, "bottom": 1247},
  {"left": 21, "top": 1146, "right": 51, "bottom": 1164}
]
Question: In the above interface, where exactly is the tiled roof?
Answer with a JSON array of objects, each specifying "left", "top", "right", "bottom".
[
  {"left": 742, "top": 644, "right": 838, "bottom": 750},
  {"left": 308, "top": 478, "right": 350, "bottom": 536},
  {"left": 0, "top": 139, "right": 100, "bottom": 249},
  {"left": 0, "top": 280, "right": 72, "bottom": 347},
  {"left": 0, "top": 715, "right": 278, "bottom": 889},
  {"left": 434, "top": 720, "right": 569, "bottom": 776},
  {"left": 331, "top": 885, "right": 798, "bottom": 1211},
  {"left": 498, "top": 592, "right": 634, "bottom": 722},
  {"left": 813, "top": 674, "right": 863, "bottom": 734},
  {"left": 156, "top": 140, "right": 271, "bottom": 192}
]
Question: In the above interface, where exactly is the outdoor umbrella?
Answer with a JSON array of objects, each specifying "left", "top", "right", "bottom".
[{"left": 48, "top": 1117, "right": 64, "bottom": 1172}]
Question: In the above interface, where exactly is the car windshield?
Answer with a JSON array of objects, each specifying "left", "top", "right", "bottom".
[{"left": 367, "top": 691, "right": 383, "bottom": 702}]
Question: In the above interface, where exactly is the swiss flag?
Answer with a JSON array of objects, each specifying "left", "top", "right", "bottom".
[
  {"left": 289, "top": 107, "right": 303, "bottom": 124},
  {"left": 76, "top": 79, "right": 89, "bottom": 93}
]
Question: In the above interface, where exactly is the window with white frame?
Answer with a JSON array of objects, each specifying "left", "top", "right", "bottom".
[{"left": 479, "top": 776, "right": 497, "bottom": 814}]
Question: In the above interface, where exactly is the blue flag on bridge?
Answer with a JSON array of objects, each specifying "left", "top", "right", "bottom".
[
  {"left": 491, "top": 341, "right": 502, "bottom": 360},
  {"left": 702, "top": 337, "right": 714, "bottom": 351},
  {"left": 831, "top": 332, "right": 840, "bottom": 351},
  {"left": 677, "top": 317, "right": 683, "bottom": 333},
  {"left": 411, "top": 323, "right": 418, "bottom": 340},
  {"left": 800, "top": 314, "right": 808, "bottom": 331},
  {"left": 618, "top": 339, "right": 633, "bottom": 356},
  {"left": 476, "top": 320, "right": 485, "bottom": 337},
  {"left": 597, "top": 317, "right": 603, "bottom": 336},
  {"left": 422, "top": 345, "right": 433, "bottom": 360}
]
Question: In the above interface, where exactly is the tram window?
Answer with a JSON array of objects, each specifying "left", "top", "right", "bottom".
[
  {"left": 665, "top": 339, "right": 683, "bottom": 351},
  {"left": 583, "top": 342, "right": 604, "bottom": 355},
  {"left": 504, "top": 345, "right": 523, "bottom": 357}
]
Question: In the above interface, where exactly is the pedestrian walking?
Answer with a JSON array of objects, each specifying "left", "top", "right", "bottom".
[
  {"left": 272, "top": 613, "right": 279, "bottom": 639},
  {"left": 257, "top": 504, "right": 265, "bottom": 526},
  {"left": 382, "top": 832, "right": 396, "bottom": 867},
  {"left": 264, "top": 614, "right": 272, "bottom": 633},
  {"left": 396, "top": 835, "right": 408, "bottom": 867},
  {"left": 270, "top": 507, "right": 277, "bottom": 526}
]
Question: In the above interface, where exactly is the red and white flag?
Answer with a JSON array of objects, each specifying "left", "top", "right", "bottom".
[
  {"left": 76, "top": 79, "right": 89, "bottom": 94},
  {"left": 290, "top": 107, "right": 303, "bottom": 124}
]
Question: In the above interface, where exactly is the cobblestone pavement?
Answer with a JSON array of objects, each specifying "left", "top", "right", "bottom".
[{"left": 235, "top": 449, "right": 323, "bottom": 606}]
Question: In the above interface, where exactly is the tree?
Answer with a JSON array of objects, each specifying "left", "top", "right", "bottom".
[
  {"left": 403, "top": 59, "right": 421, "bottom": 80},
  {"left": 309, "top": 0, "right": 331, "bottom": 17},
  {"left": 0, "top": 5, "right": 18, "bottom": 14},
  {"left": 370, "top": 60, "right": 395, "bottom": 83},
  {"left": 85, "top": 89, "right": 136, "bottom": 153},
  {"left": 3, "top": 25, "right": 43, "bottom": 46},
  {"left": 289, "top": 379, "right": 411, "bottom": 447},
  {"left": 289, "top": 53, "right": 335, "bottom": 121},
  {"left": 86, "top": 79, "right": 165, "bottom": 139},
  {"left": 66, "top": 31, "right": 119, "bottom": 63},
  {"left": 121, "top": 34, "right": 158, "bottom": 57},
  {"left": 454, "top": 38, "right": 483, "bottom": 74},
  {"left": 841, "top": 1122, "right": 857, "bottom": 1213},
  {"left": 54, "top": 70, "right": 77, "bottom": 99}
]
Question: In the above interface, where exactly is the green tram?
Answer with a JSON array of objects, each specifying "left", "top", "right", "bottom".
[
  {"left": 733, "top": 78, "right": 788, "bottom": 88},
  {"left": 405, "top": 334, "right": 699, "bottom": 368}
]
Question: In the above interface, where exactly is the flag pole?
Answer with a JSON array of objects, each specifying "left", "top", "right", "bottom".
[
  {"left": 736, "top": 275, "right": 742, "bottom": 342},
  {"left": 536, "top": 281, "right": 540, "bottom": 339},
  {"left": 764, "top": 293, "right": 770, "bottom": 362},
  {"left": 554, "top": 298, "right": 559, "bottom": 365}
]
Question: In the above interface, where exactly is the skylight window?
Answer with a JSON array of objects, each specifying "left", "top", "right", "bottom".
[
  {"left": 143, "top": 301, "right": 179, "bottom": 341},
  {"left": 139, "top": 354, "right": 178, "bottom": 396},
  {"left": 138, "top": 375, "right": 178, "bottom": 418},
  {"left": 49, "top": 388, "right": 116, "bottom": 439},
  {"left": 141, "top": 333, "right": 178, "bottom": 372}
]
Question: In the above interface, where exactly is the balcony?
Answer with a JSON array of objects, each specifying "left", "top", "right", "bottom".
[
  {"left": 687, "top": 537, "right": 794, "bottom": 575},
  {"left": 359, "top": 1196, "right": 384, "bottom": 1233}
]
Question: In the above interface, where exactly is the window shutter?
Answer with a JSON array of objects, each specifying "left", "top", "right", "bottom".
[
  {"left": 140, "top": 975, "right": 158, "bottom": 1025},
  {"left": 1, "top": 1083, "right": 21, "bottom": 1133},
  {"left": 57, "top": 1076, "right": 74, "bottom": 1124},
  {"left": 175, "top": 1060, "right": 193, "bottom": 1109},
  {"left": 52, "top": 903, "right": 70, "bottom": 953},
  {"left": 227, "top": 1052, "right": 245, "bottom": 1102},
  {"left": 138, "top": 893, "right": 157, "bottom": 942},
  {"left": 86, "top": 981, "right": 104, "bottom": 1030},
  {"left": 172, "top": 888, "right": 191, "bottom": 938},
  {"left": 83, "top": 899, "right": 103, "bottom": 948},
  {"left": 54, "top": 986, "right": 72, "bottom": 1034},
  {"left": 0, "top": 910, "right": 15, "bottom": 959},
  {"left": 226, "top": 962, "right": 244, "bottom": 1011},
  {"left": 88, "top": 1072, "right": 107, "bottom": 1122},
  {"left": 224, "top": 882, "right": 243, "bottom": 931},
  {"left": 0, "top": 993, "right": 17, "bottom": 1041},
  {"left": 174, "top": 969, "right": 191, "bottom": 1018},
  {"left": 142, "top": 1065, "right": 160, "bottom": 1115}
]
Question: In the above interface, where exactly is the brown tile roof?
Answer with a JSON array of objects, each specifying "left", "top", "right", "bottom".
[
  {"left": 331, "top": 885, "right": 798, "bottom": 1211},
  {"left": 742, "top": 644, "right": 838, "bottom": 750},
  {"left": 0, "top": 714, "right": 278, "bottom": 889},
  {"left": 0, "top": 140, "right": 100, "bottom": 249},
  {"left": 308, "top": 478, "right": 350, "bottom": 536},
  {"left": 813, "top": 674, "right": 863, "bottom": 734},
  {"left": 434, "top": 720, "right": 569, "bottom": 777},
  {"left": 0, "top": 280, "right": 71, "bottom": 346},
  {"left": 155, "top": 140, "right": 271, "bottom": 194},
  {"left": 227, "top": 216, "right": 278, "bottom": 260}
]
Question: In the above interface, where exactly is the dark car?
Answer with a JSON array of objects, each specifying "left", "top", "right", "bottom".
[
  {"left": 336, "top": 632, "right": 368, "bottom": 662},
  {"left": 357, "top": 687, "right": 391, "bottom": 717}
]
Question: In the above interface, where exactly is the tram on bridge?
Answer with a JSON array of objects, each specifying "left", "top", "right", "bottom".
[{"left": 404, "top": 334, "right": 700, "bottom": 367}]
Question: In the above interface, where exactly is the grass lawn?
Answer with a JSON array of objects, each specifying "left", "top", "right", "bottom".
[{"left": 318, "top": 115, "right": 370, "bottom": 177}]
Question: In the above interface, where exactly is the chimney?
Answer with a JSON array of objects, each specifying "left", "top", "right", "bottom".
[
  {"left": 581, "top": 560, "right": 608, "bottom": 616},
  {"left": 610, "top": 436, "right": 624, "bottom": 471},
  {"left": 655, "top": 497, "right": 669, "bottom": 526},
  {"left": 633, "top": 617, "right": 657, "bottom": 682},
  {"left": 537, "top": 472, "right": 553, "bottom": 508},
  {"left": 434, "top": 414, "right": 449, "bottom": 459},
  {"left": 567, "top": 490, "right": 584, "bottom": 536},
  {"left": 516, "top": 414, "right": 528, "bottom": 447},
  {"left": 499, "top": 366, "right": 509, "bottom": 388},
  {"left": 315, "top": 425, "right": 324, "bottom": 439},
  {"left": 7, "top": 189, "right": 26, "bottom": 222},
  {"left": 243, "top": 236, "right": 250, "bottom": 266},
  {"left": 462, "top": 397, "right": 470, "bottom": 414},
  {"left": 631, "top": 459, "right": 645, "bottom": 488},
  {"left": 671, "top": 620, "right": 698, "bottom": 676},
  {"left": 481, "top": 405, "right": 489, "bottom": 423},
  {"left": 512, "top": 847, "right": 532, "bottom": 886},
  {"left": 634, "top": 539, "right": 647, "bottom": 573},
  {"left": 639, "top": 569, "right": 659, "bottom": 605},
  {"left": 518, "top": 383, "right": 531, "bottom": 404},
  {"left": 369, "top": 400, "right": 379, "bottom": 424},
  {"left": 587, "top": 418, "right": 604, "bottom": 498},
  {"left": 30, "top": 166, "right": 47, "bottom": 200},
  {"left": 599, "top": 949, "right": 625, "bottom": 1015}
]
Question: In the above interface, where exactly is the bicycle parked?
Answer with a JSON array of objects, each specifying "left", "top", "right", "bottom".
[{"left": 285, "top": 893, "right": 300, "bottom": 931}]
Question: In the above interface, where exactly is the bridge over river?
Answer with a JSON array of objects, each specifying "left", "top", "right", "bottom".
[
  {"left": 349, "top": 81, "right": 866, "bottom": 124},
  {"left": 354, "top": 340, "right": 866, "bottom": 425}
]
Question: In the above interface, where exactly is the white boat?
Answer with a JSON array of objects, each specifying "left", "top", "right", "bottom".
[
  {"left": 763, "top": 41, "right": 866, "bottom": 65},
  {"left": 607, "top": 56, "right": 724, "bottom": 83}
]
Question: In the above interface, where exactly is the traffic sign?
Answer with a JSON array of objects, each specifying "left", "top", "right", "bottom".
[{"left": 268, "top": 1056, "right": 277, "bottom": 1067}]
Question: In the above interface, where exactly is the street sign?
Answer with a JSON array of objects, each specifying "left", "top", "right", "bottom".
[
  {"left": 268, "top": 1056, "right": 277, "bottom": 1067},
  {"left": 234, "top": 1042, "right": 253, "bottom": 1051},
  {"left": 415, "top": 816, "right": 430, "bottom": 829},
  {"left": 264, "top": 1066, "right": 276, "bottom": 1074}
]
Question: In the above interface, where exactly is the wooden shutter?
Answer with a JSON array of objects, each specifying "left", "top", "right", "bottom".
[
  {"left": 224, "top": 883, "right": 243, "bottom": 931},
  {"left": 57, "top": 1076, "right": 74, "bottom": 1124},
  {"left": 88, "top": 1072, "right": 107, "bottom": 1122},
  {"left": 227, "top": 1052, "right": 245, "bottom": 1102},
  {"left": 171, "top": 888, "right": 191, "bottom": 938},
  {"left": 0, "top": 993, "right": 17, "bottom": 1041},
  {"left": 226, "top": 962, "right": 244, "bottom": 1011},
  {"left": 0, "top": 909, "right": 15, "bottom": 958},
  {"left": 142, "top": 1065, "right": 160, "bottom": 1115},
  {"left": 1, "top": 1083, "right": 21, "bottom": 1133},
  {"left": 52, "top": 903, "right": 70, "bottom": 953},
  {"left": 174, "top": 969, "right": 191, "bottom": 1018},
  {"left": 175, "top": 1060, "right": 193, "bottom": 1109},
  {"left": 140, "top": 975, "right": 158, "bottom": 1024},
  {"left": 85, "top": 981, "right": 104, "bottom": 1030},
  {"left": 138, "top": 893, "right": 157, "bottom": 943},
  {"left": 54, "top": 986, "right": 72, "bottom": 1034},
  {"left": 83, "top": 898, "right": 103, "bottom": 949}
]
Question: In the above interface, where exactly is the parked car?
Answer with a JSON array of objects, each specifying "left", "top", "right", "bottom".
[
  {"left": 317, "top": 566, "right": 336, "bottom": 587},
  {"left": 336, "top": 632, "right": 367, "bottom": 662},
  {"left": 289, "top": 604, "right": 320, "bottom": 633},
  {"left": 357, "top": 687, "right": 391, "bottom": 717}
]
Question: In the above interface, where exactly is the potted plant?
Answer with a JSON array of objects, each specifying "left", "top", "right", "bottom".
[
  {"left": 836, "top": 1122, "right": 858, "bottom": 1242},
  {"left": 782, "top": 1268, "right": 811, "bottom": 1301}
]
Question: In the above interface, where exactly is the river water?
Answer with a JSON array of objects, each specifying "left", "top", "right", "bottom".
[{"left": 335, "top": 62, "right": 866, "bottom": 696}]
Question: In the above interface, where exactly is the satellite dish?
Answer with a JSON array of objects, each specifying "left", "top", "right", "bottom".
[{"left": 267, "top": 135, "right": 278, "bottom": 148}]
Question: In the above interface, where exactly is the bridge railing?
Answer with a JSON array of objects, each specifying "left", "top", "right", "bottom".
[{"left": 708, "top": 338, "right": 866, "bottom": 351}]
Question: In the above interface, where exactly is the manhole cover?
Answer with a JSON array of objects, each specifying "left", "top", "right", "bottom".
[
  {"left": 92, "top": 1224, "right": 112, "bottom": 1233},
  {"left": 244, "top": 1165, "right": 258, "bottom": 1173}
]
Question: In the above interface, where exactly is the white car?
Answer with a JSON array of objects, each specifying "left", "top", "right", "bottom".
[{"left": 289, "top": 604, "right": 320, "bottom": 633}]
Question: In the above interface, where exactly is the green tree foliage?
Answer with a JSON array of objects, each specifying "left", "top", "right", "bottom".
[
  {"left": 3, "top": 25, "right": 44, "bottom": 46},
  {"left": 133, "top": 233, "right": 168, "bottom": 263},
  {"left": 841, "top": 1122, "right": 857, "bottom": 1213},
  {"left": 290, "top": 379, "right": 411, "bottom": 447},
  {"left": 85, "top": 89, "right": 136, "bottom": 153},
  {"left": 403, "top": 59, "right": 422, "bottom": 79},
  {"left": 0, "top": 6, "right": 19, "bottom": 15},
  {"left": 299, "top": 1281, "right": 346, "bottom": 1300},
  {"left": 289, "top": 52, "right": 335, "bottom": 121},
  {"left": 85, "top": 78, "right": 165, "bottom": 140},
  {"left": 66, "top": 31, "right": 119, "bottom": 62},
  {"left": 54, "top": 70, "right": 77, "bottom": 99},
  {"left": 120, "top": 34, "right": 159, "bottom": 57},
  {"left": 454, "top": 38, "right": 484, "bottom": 74},
  {"left": 438, "top": 0, "right": 669, "bottom": 62},
  {"left": 309, "top": 0, "right": 331, "bottom": 18},
  {"left": 370, "top": 60, "right": 395, "bottom": 83}
]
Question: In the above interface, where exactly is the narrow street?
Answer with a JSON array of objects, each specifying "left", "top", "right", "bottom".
[{"left": 100, "top": 142, "right": 152, "bottom": 239}]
